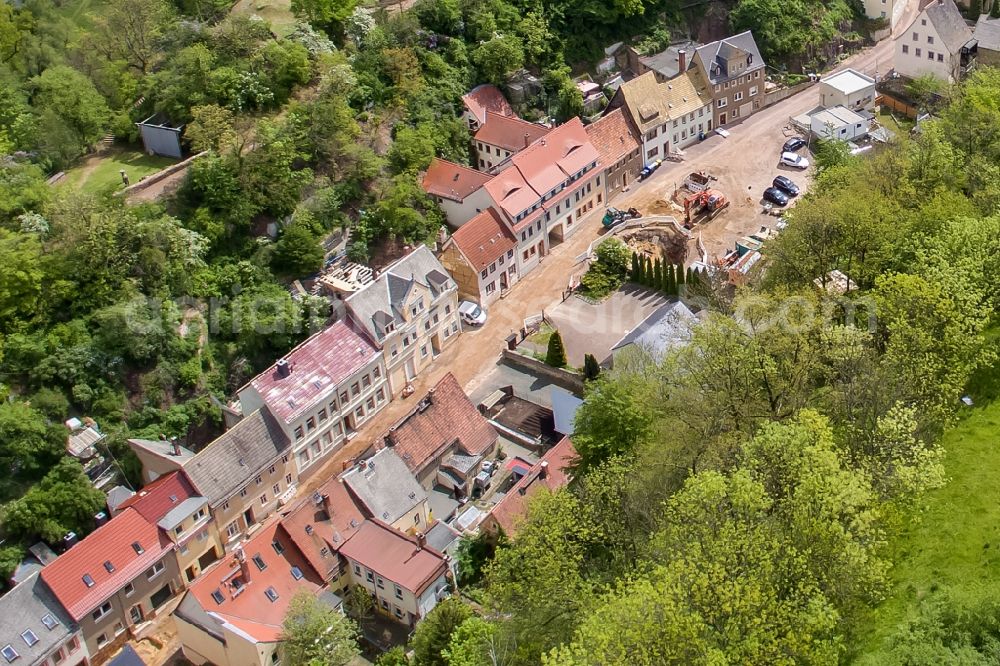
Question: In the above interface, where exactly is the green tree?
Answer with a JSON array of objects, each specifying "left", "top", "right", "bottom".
[
  {"left": 643, "top": 256, "right": 653, "bottom": 286},
  {"left": 442, "top": 616, "right": 510, "bottom": 666},
  {"left": 2, "top": 458, "right": 107, "bottom": 542},
  {"left": 545, "top": 330, "right": 568, "bottom": 368},
  {"left": 290, "top": 0, "right": 358, "bottom": 34},
  {"left": 594, "top": 238, "right": 630, "bottom": 276},
  {"left": 629, "top": 252, "right": 641, "bottom": 282},
  {"left": 272, "top": 222, "right": 324, "bottom": 276},
  {"left": 473, "top": 35, "right": 524, "bottom": 85},
  {"left": 573, "top": 371, "right": 657, "bottom": 471},
  {"left": 0, "top": 161, "right": 49, "bottom": 224},
  {"left": 376, "top": 647, "right": 410, "bottom": 666},
  {"left": 92, "top": 0, "right": 176, "bottom": 74},
  {"left": 411, "top": 598, "right": 473, "bottom": 666},
  {"left": 664, "top": 262, "right": 675, "bottom": 295},
  {"left": 0, "top": 228, "right": 44, "bottom": 330},
  {"left": 455, "top": 532, "right": 496, "bottom": 585},
  {"left": 0, "top": 401, "right": 66, "bottom": 498},
  {"left": 281, "top": 591, "right": 360, "bottom": 666},
  {"left": 29, "top": 66, "right": 111, "bottom": 165},
  {"left": 389, "top": 124, "right": 437, "bottom": 174},
  {"left": 583, "top": 354, "right": 601, "bottom": 381},
  {"left": 185, "top": 104, "right": 237, "bottom": 153},
  {"left": 652, "top": 257, "right": 662, "bottom": 291}
]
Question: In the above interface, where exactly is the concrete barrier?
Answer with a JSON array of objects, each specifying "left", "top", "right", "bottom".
[{"left": 501, "top": 349, "right": 585, "bottom": 395}]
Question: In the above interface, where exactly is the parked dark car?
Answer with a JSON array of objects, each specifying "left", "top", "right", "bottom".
[
  {"left": 772, "top": 175, "right": 800, "bottom": 196},
  {"left": 763, "top": 187, "right": 789, "bottom": 206},
  {"left": 782, "top": 136, "right": 807, "bottom": 152}
]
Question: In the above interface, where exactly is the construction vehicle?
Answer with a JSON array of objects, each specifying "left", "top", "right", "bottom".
[
  {"left": 602, "top": 206, "right": 641, "bottom": 229},
  {"left": 683, "top": 188, "right": 729, "bottom": 226}
]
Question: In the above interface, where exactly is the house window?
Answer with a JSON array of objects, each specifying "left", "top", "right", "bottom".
[
  {"left": 260, "top": 494, "right": 268, "bottom": 505},
  {"left": 255, "top": 474, "right": 262, "bottom": 485},
  {"left": 927, "top": 35, "right": 934, "bottom": 44},
  {"left": 41, "top": 614, "right": 58, "bottom": 630},
  {"left": 147, "top": 561, "right": 165, "bottom": 580},
  {"left": 480, "top": 268, "right": 488, "bottom": 279},
  {"left": 646, "top": 147, "right": 658, "bottom": 159},
  {"left": 394, "top": 606, "right": 404, "bottom": 619},
  {"left": 928, "top": 50, "right": 934, "bottom": 59},
  {"left": 366, "top": 397, "right": 375, "bottom": 411},
  {"left": 485, "top": 281, "right": 496, "bottom": 294},
  {"left": 394, "top": 585, "right": 403, "bottom": 599},
  {"left": 902, "top": 44, "right": 908, "bottom": 54},
  {"left": 273, "top": 483, "right": 280, "bottom": 495},
  {"left": 916, "top": 48, "right": 921, "bottom": 57},
  {"left": 351, "top": 382, "right": 360, "bottom": 396},
  {"left": 749, "top": 86, "right": 758, "bottom": 96},
  {"left": 355, "top": 406, "right": 364, "bottom": 420},
  {"left": 376, "top": 576, "right": 384, "bottom": 589},
  {"left": 717, "top": 98, "right": 727, "bottom": 108},
  {"left": 339, "top": 390, "right": 349, "bottom": 404},
  {"left": 96, "top": 634, "right": 108, "bottom": 648},
  {"left": 354, "top": 564, "right": 361, "bottom": 575},
  {"left": 733, "top": 91, "right": 743, "bottom": 101},
  {"left": 298, "top": 450, "right": 309, "bottom": 467},
  {"left": 286, "top": 473, "right": 293, "bottom": 484},
  {"left": 92, "top": 602, "right": 113, "bottom": 622},
  {"left": 294, "top": 426, "right": 304, "bottom": 440},
  {"left": 272, "top": 540, "right": 285, "bottom": 555},
  {"left": 264, "top": 587, "right": 279, "bottom": 602},
  {"left": 227, "top": 522, "right": 239, "bottom": 538},
  {"left": 376, "top": 388, "right": 386, "bottom": 403},
  {"left": 306, "top": 417, "right": 316, "bottom": 431},
  {"left": 253, "top": 554, "right": 267, "bottom": 571},
  {"left": 937, "top": 53, "right": 944, "bottom": 62},
  {"left": 912, "top": 31, "right": 918, "bottom": 40},
  {"left": 240, "top": 487, "right": 248, "bottom": 498},
  {"left": 318, "top": 408, "right": 327, "bottom": 422},
  {"left": 381, "top": 599, "right": 389, "bottom": 611},
  {"left": 365, "top": 569, "right": 374, "bottom": 582}
]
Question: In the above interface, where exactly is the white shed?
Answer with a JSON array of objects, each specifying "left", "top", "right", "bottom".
[
  {"left": 819, "top": 69, "right": 877, "bottom": 112},
  {"left": 810, "top": 106, "right": 870, "bottom": 142}
]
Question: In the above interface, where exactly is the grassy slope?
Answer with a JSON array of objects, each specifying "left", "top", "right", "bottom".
[
  {"left": 61, "top": 150, "right": 177, "bottom": 193},
  {"left": 852, "top": 352, "right": 1000, "bottom": 662}
]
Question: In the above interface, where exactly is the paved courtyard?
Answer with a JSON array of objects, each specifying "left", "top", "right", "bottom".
[{"left": 546, "top": 286, "right": 669, "bottom": 366}]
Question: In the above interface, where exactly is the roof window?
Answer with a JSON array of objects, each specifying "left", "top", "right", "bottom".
[
  {"left": 1, "top": 645, "right": 18, "bottom": 663},
  {"left": 211, "top": 589, "right": 225, "bottom": 605},
  {"left": 82, "top": 574, "right": 95, "bottom": 588},
  {"left": 40, "top": 614, "right": 58, "bottom": 631},
  {"left": 290, "top": 566, "right": 304, "bottom": 580},
  {"left": 103, "top": 560, "right": 115, "bottom": 573},
  {"left": 132, "top": 541, "right": 144, "bottom": 555},
  {"left": 20, "top": 632, "right": 37, "bottom": 648},
  {"left": 252, "top": 554, "right": 267, "bottom": 571},
  {"left": 264, "top": 587, "right": 279, "bottom": 602}
]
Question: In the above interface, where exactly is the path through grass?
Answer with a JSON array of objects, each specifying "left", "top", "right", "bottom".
[{"left": 61, "top": 149, "right": 177, "bottom": 193}]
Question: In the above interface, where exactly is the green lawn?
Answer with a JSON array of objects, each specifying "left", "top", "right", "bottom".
[
  {"left": 61, "top": 150, "right": 177, "bottom": 193},
  {"left": 851, "top": 374, "right": 1000, "bottom": 662},
  {"left": 876, "top": 109, "right": 914, "bottom": 137}
]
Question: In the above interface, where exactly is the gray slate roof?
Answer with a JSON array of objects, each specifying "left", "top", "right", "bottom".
[
  {"left": 127, "top": 437, "right": 195, "bottom": 463},
  {"left": 975, "top": 14, "right": 1000, "bottom": 51},
  {"left": 611, "top": 301, "right": 697, "bottom": 357},
  {"left": 693, "top": 30, "right": 765, "bottom": 84},
  {"left": 183, "top": 408, "right": 290, "bottom": 505},
  {"left": 639, "top": 41, "right": 701, "bottom": 79},
  {"left": 106, "top": 485, "right": 136, "bottom": 513},
  {"left": 342, "top": 448, "right": 427, "bottom": 524},
  {"left": 157, "top": 497, "right": 208, "bottom": 531},
  {"left": 0, "top": 573, "right": 77, "bottom": 666},
  {"left": 922, "top": 0, "right": 974, "bottom": 53},
  {"left": 346, "top": 246, "right": 455, "bottom": 343},
  {"left": 425, "top": 520, "right": 461, "bottom": 554}
]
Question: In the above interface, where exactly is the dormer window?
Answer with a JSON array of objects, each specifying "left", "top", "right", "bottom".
[
  {"left": 132, "top": 542, "right": 144, "bottom": 555},
  {"left": 384, "top": 323, "right": 395, "bottom": 335},
  {"left": 82, "top": 574, "right": 95, "bottom": 588}
]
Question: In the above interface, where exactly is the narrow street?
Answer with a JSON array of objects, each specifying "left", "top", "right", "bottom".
[{"left": 304, "top": 9, "right": 919, "bottom": 491}]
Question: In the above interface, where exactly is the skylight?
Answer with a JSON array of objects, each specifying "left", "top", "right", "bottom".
[
  {"left": 132, "top": 541, "right": 144, "bottom": 555},
  {"left": 82, "top": 574, "right": 95, "bottom": 588},
  {"left": 1, "top": 645, "right": 18, "bottom": 663},
  {"left": 103, "top": 560, "right": 115, "bottom": 573},
  {"left": 211, "top": 590, "right": 225, "bottom": 605},
  {"left": 40, "top": 614, "right": 58, "bottom": 631},
  {"left": 264, "top": 587, "right": 279, "bottom": 602},
  {"left": 290, "top": 566, "right": 303, "bottom": 581},
  {"left": 20, "top": 631, "right": 37, "bottom": 647},
  {"left": 252, "top": 554, "right": 267, "bottom": 571}
]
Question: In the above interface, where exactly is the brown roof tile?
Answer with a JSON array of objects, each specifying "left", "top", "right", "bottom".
[
  {"left": 487, "top": 437, "right": 576, "bottom": 536},
  {"left": 461, "top": 84, "right": 514, "bottom": 125},
  {"left": 117, "top": 471, "right": 199, "bottom": 523},
  {"left": 447, "top": 208, "right": 517, "bottom": 272},
  {"left": 382, "top": 373, "right": 497, "bottom": 475},
  {"left": 421, "top": 158, "right": 493, "bottom": 203},
  {"left": 337, "top": 520, "right": 447, "bottom": 595},
  {"left": 278, "top": 477, "right": 365, "bottom": 578},
  {"left": 474, "top": 112, "right": 550, "bottom": 152},
  {"left": 585, "top": 108, "right": 640, "bottom": 166}
]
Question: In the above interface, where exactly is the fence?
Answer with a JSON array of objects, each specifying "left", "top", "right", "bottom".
[
  {"left": 875, "top": 94, "right": 918, "bottom": 119},
  {"left": 764, "top": 80, "right": 816, "bottom": 109}
]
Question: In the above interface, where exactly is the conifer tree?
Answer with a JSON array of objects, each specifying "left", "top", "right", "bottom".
[
  {"left": 666, "top": 263, "right": 676, "bottom": 295},
  {"left": 677, "top": 264, "right": 686, "bottom": 286},
  {"left": 630, "top": 252, "right": 641, "bottom": 282},
  {"left": 644, "top": 256, "right": 654, "bottom": 286},
  {"left": 653, "top": 257, "right": 663, "bottom": 291},
  {"left": 583, "top": 353, "right": 601, "bottom": 380},
  {"left": 546, "top": 330, "right": 568, "bottom": 368}
]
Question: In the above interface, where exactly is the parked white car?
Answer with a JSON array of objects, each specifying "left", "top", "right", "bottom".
[
  {"left": 779, "top": 152, "right": 810, "bottom": 169},
  {"left": 458, "top": 300, "right": 487, "bottom": 326}
]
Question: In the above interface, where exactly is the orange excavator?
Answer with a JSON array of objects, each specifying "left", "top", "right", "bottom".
[{"left": 684, "top": 188, "right": 730, "bottom": 226}]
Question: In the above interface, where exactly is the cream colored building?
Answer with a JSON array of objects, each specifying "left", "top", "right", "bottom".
[
  {"left": 346, "top": 246, "right": 462, "bottom": 396},
  {"left": 895, "top": 0, "right": 975, "bottom": 83}
]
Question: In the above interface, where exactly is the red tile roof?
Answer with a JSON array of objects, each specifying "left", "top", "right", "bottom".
[
  {"left": 447, "top": 208, "right": 517, "bottom": 272},
  {"left": 278, "top": 477, "right": 365, "bottom": 579},
  {"left": 382, "top": 373, "right": 498, "bottom": 475},
  {"left": 421, "top": 158, "right": 492, "bottom": 203},
  {"left": 483, "top": 118, "right": 602, "bottom": 220},
  {"left": 246, "top": 321, "right": 380, "bottom": 423},
  {"left": 474, "top": 112, "right": 550, "bottom": 152},
  {"left": 41, "top": 508, "right": 173, "bottom": 621},
  {"left": 487, "top": 437, "right": 576, "bottom": 537},
  {"left": 461, "top": 85, "right": 514, "bottom": 126},
  {"left": 584, "top": 108, "right": 640, "bottom": 166},
  {"left": 338, "top": 520, "right": 447, "bottom": 596},
  {"left": 117, "top": 471, "right": 199, "bottom": 523},
  {"left": 187, "top": 519, "right": 324, "bottom": 643}
]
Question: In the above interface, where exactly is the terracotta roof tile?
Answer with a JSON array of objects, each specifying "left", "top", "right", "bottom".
[
  {"left": 447, "top": 208, "right": 517, "bottom": 272},
  {"left": 247, "top": 321, "right": 381, "bottom": 423},
  {"left": 487, "top": 437, "right": 576, "bottom": 536},
  {"left": 117, "top": 471, "right": 199, "bottom": 523},
  {"left": 585, "top": 108, "right": 640, "bottom": 166},
  {"left": 41, "top": 508, "right": 173, "bottom": 621},
  {"left": 278, "top": 477, "right": 364, "bottom": 578},
  {"left": 186, "top": 519, "right": 323, "bottom": 643},
  {"left": 421, "top": 158, "right": 492, "bottom": 203},
  {"left": 338, "top": 520, "right": 447, "bottom": 595},
  {"left": 381, "top": 373, "right": 497, "bottom": 475},
  {"left": 474, "top": 112, "right": 550, "bottom": 152},
  {"left": 461, "top": 84, "right": 514, "bottom": 125}
]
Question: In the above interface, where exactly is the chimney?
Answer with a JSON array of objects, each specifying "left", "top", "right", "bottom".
[
  {"left": 235, "top": 545, "right": 251, "bottom": 582},
  {"left": 539, "top": 460, "right": 549, "bottom": 480},
  {"left": 276, "top": 358, "right": 292, "bottom": 378},
  {"left": 415, "top": 532, "right": 426, "bottom": 550},
  {"left": 170, "top": 436, "right": 181, "bottom": 456},
  {"left": 523, "top": 132, "right": 530, "bottom": 148},
  {"left": 678, "top": 49, "right": 687, "bottom": 73}
]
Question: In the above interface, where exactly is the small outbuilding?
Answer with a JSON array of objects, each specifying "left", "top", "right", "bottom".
[
  {"left": 810, "top": 105, "right": 870, "bottom": 142},
  {"left": 137, "top": 114, "right": 184, "bottom": 158},
  {"left": 819, "top": 68, "right": 877, "bottom": 112}
]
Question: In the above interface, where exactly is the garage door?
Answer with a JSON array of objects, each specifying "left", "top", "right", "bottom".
[{"left": 740, "top": 102, "right": 753, "bottom": 118}]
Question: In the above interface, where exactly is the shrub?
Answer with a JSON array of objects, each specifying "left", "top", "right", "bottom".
[{"left": 545, "top": 330, "right": 568, "bottom": 368}]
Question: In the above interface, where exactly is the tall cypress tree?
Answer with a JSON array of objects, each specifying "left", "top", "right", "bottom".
[
  {"left": 677, "top": 264, "right": 685, "bottom": 286},
  {"left": 630, "top": 252, "right": 641, "bottom": 282},
  {"left": 644, "top": 256, "right": 654, "bottom": 286},
  {"left": 653, "top": 257, "right": 663, "bottom": 291},
  {"left": 666, "top": 263, "right": 676, "bottom": 295},
  {"left": 686, "top": 266, "right": 694, "bottom": 285}
]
